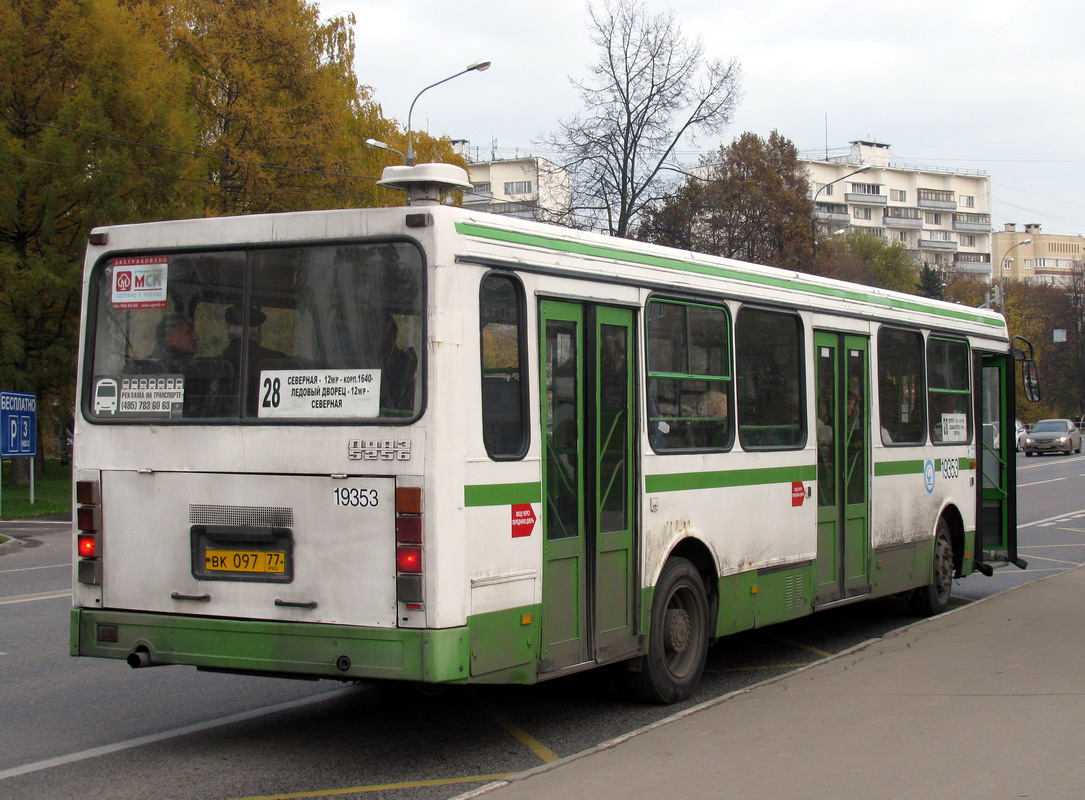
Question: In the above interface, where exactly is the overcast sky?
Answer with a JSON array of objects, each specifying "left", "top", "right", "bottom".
[{"left": 325, "top": 0, "right": 1084, "bottom": 234}]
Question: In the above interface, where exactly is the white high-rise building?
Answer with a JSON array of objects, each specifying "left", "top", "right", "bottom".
[
  {"left": 802, "top": 140, "right": 993, "bottom": 279},
  {"left": 452, "top": 141, "right": 572, "bottom": 225}
]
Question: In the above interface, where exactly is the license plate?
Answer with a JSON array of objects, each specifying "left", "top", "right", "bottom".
[{"left": 204, "top": 549, "right": 286, "bottom": 573}]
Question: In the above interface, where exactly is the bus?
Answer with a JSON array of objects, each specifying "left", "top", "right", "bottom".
[{"left": 71, "top": 163, "right": 1036, "bottom": 703}]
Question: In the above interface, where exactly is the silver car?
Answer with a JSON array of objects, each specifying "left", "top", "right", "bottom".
[{"left": 1023, "top": 418, "right": 1082, "bottom": 456}]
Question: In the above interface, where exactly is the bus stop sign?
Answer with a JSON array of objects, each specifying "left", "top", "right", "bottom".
[{"left": 1, "top": 391, "right": 37, "bottom": 457}]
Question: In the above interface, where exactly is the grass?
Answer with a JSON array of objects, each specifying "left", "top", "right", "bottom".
[{"left": 0, "top": 458, "right": 72, "bottom": 521}]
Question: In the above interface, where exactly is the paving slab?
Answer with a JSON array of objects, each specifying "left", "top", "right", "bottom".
[{"left": 460, "top": 566, "right": 1085, "bottom": 799}]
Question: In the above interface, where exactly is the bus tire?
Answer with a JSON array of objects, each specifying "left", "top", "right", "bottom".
[
  {"left": 627, "top": 557, "right": 709, "bottom": 704},
  {"left": 908, "top": 519, "right": 954, "bottom": 616}
]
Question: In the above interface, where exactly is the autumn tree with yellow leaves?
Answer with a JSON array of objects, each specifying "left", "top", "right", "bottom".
[{"left": 2, "top": 0, "right": 458, "bottom": 465}]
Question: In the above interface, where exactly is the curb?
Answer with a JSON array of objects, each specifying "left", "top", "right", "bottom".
[{"left": 0, "top": 536, "right": 26, "bottom": 556}]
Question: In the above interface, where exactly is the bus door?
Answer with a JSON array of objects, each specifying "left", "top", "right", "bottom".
[
  {"left": 539, "top": 300, "right": 638, "bottom": 673},
  {"left": 976, "top": 351, "right": 1022, "bottom": 570},
  {"left": 815, "top": 331, "right": 871, "bottom": 605}
]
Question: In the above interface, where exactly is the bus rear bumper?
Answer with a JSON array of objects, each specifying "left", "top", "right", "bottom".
[{"left": 70, "top": 608, "right": 471, "bottom": 684}]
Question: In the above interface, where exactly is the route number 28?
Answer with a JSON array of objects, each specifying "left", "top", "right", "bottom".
[{"left": 262, "top": 377, "right": 281, "bottom": 409}]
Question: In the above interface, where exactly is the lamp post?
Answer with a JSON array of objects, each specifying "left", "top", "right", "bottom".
[
  {"left": 405, "top": 61, "right": 491, "bottom": 166},
  {"left": 811, "top": 164, "right": 872, "bottom": 251},
  {"left": 994, "top": 238, "right": 1032, "bottom": 310}
]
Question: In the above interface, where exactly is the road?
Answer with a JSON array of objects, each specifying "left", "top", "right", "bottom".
[{"left": 1, "top": 451, "right": 1083, "bottom": 800}]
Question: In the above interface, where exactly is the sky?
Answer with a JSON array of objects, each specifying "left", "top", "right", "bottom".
[{"left": 323, "top": 0, "right": 1085, "bottom": 234}]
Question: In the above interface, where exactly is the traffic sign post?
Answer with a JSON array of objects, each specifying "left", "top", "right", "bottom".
[{"left": 1, "top": 391, "right": 38, "bottom": 515}]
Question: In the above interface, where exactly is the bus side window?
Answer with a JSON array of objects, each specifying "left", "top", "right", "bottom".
[
  {"left": 927, "top": 336, "right": 971, "bottom": 445},
  {"left": 735, "top": 307, "right": 804, "bottom": 450},
  {"left": 480, "top": 273, "right": 528, "bottom": 459},
  {"left": 877, "top": 327, "right": 926, "bottom": 445},
  {"left": 646, "top": 299, "right": 732, "bottom": 452}
]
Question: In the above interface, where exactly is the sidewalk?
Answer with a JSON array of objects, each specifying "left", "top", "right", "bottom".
[{"left": 460, "top": 566, "right": 1085, "bottom": 799}]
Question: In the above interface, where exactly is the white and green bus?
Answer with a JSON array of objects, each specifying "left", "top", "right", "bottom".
[{"left": 71, "top": 164, "right": 1034, "bottom": 703}]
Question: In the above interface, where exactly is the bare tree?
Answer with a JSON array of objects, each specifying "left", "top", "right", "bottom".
[{"left": 542, "top": 0, "right": 741, "bottom": 237}]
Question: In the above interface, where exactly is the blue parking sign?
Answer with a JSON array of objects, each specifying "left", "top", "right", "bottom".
[{"left": 1, "top": 391, "right": 37, "bottom": 457}]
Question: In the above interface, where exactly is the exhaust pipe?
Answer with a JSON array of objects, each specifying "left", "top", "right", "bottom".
[{"left": 127, "top": 649, "right": 154, "bottom": 669}]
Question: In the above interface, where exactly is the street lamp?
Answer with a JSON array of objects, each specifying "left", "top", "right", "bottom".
[
  {"left": 811, "top": 164, "right": 872, "bottom": 248},
  {"left": 405, "top": 60, "right": 491, "bottom": 166},
  {"left": 364, "top": 138, "right": 405, "bottom": 161},
  {"left": 993, "top": 238, "right": 1032, "bottom": 310}
]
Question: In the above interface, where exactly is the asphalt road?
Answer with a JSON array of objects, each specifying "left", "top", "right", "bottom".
[{"left": 2, "top": 450, "right": 1083, "bottom": 800}]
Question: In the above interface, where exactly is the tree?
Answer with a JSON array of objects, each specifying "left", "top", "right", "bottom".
[
  {"left": 943, "top": 273, "right": 1079, "bottom": 420},
  {"left": 636, "top": 131, "right": 813, "bottom": 269},
  {"left": 813, "top": 231, "right": 917, "bottom": 293},
  {"left": 542, "top": 0, "right": 741, "bottom": 236},
  {"left": 131, "top": 0, "right": 396, "bottom": 214},
  {"left": 1001, "top": 279, "right": 1075, "bottom": 419},
  {"left": 915, "top": 263, "right": 945, "bottom": 300},
  {"left": 1, "top": 0, "right": 200, "bottom": 466}
]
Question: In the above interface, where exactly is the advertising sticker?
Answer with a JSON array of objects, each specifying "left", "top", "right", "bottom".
[{"left": 111, "top": 256, "right": 168, "bottom": 310}]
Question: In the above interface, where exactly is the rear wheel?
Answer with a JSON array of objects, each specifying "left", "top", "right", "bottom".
[
  {"left": 626, "top": 557, "right": 709, "bottom": 704},
  {"left": 908, "top": 520, "right": 954, "bottom": 616}
]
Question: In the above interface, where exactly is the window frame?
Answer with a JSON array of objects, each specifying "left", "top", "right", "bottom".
[
  {"left": 645, "top": 297, "right": 733, "bottom": 453},
  {"left": 734, "top": 306, "right": 806, "bottom": 451},
  {"left": 479, "top": 270, "right": 530, "bottom": 460},
  {"left": 926, "top": 334, "right": 972, "bottom": 445},
  {"left": 877, "top": 327, "right": 927, "bottom": 446},
  {"left": 82, "top": 238, "right": 427, "bottom": 426}
]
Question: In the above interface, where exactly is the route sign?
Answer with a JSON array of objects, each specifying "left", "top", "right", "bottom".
[{"left": 1, "top": 391, "right": 37, "bottom": 457}]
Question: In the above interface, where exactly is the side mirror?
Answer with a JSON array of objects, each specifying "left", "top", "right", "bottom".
[{"left": 1022, "top": 359, "right": 1041, "bottom": 403}]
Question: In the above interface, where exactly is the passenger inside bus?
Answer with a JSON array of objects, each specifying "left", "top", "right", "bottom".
[
  {"left": 152, "top": 313, "right": 199, "bottom": 372},
  {"left": 222, "top": 306, "right": 284, "bottom": 371},
  {"left": 222, "top": 305, "right": 285, "bottom": 416},
  {"left": 377, "top": 314, "right": 417, "bottom": 414}
]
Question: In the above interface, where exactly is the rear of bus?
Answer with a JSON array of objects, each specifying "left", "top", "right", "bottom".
[{"left": 70, "top": 210, "right": 468, "bottom": 683}]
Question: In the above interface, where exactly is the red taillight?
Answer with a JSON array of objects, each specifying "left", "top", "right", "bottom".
[
  {"left": 76, "top": 478, "right": 102, "bottom": 585},
  {"left": 78, "top": 533, "right": 98, "bottom": 558},
  {"left": 396, "top": 485, "right": 423, "bottom": 607},
  {"left": 396, "top": 545, "right": 422, "bottom": 573}
]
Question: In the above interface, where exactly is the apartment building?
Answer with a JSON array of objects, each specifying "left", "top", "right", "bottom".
[
  {"left": 452, "top": 141, "right": 572, "bottom": 224},
  {"left": 803, "top": 140, "right": 993, "bottom": 278},
  {"left": 994, "top": 223, "right": 1085, "bottom": 286}
]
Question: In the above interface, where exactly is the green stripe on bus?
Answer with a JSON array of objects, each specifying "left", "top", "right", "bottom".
[
  {"left": 464, "top": 482, "right": 542, "bottom": 507},
  {"left": 874, "top": 457, "right": 975, "bottom": 477},
  {"left": 874, "top": 459, "right": 927, "bottom": 476},
  {"left": 455, "top": 221, "right": 1005, "bottom": 329},
  {"left": 645, "top": 464, "right": 816, "bottom": 494}
]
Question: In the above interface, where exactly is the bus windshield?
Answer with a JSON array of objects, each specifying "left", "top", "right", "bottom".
[{"left": 85, "top": 240, "right": 424, "bottom": 422}]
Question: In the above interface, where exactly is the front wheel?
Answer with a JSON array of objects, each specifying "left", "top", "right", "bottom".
[
  {"left": 908, "top": 520, "right": 954, "bottom": 616},
  {"left": 626, "top": 557, "right": 710, "bottom": 704}
]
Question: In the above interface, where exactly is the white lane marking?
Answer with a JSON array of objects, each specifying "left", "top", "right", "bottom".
[
  {"left": 0, "top": 590, "right": 71, "bottom": 605},
  {"left": 0, "top": 687, "right": 360, "bottom": 780},
  {"left": 0, "top": 563, "right": 69, "bottom": 575},
  {"left": 1019, "top": 507, "right": 1085, "bottom": 529}
]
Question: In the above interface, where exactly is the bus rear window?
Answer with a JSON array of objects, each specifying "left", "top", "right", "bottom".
[{"left": 85, "top": 241, "right": 424, "bottom": 422}]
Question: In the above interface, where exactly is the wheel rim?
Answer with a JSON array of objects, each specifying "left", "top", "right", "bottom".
[{"left": 662, "top": 584, "right": 703, "bottom": 678}]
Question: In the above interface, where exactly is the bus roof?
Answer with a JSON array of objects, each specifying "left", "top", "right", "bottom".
[{"left": 87, "top": 203, "right": 1007, "bottom": 341}]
